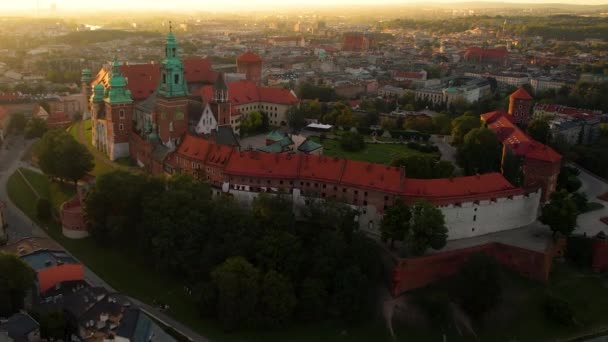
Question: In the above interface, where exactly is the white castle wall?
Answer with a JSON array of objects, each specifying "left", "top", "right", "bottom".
[
  {"left": 440, "top": 189, "right": 541, "bottom": 240},
  {"left": 221, "top": 182, "right": 541, "bottom": 241}
]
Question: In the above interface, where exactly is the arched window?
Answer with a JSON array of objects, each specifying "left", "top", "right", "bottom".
[{"left": 174, "top": 74, "right": 179, "bottom": 84}]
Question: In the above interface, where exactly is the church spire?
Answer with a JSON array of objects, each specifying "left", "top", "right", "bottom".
[
  {"left": 158, "top": 25, "right": 188, "bottom": 98},
  {"left": 105, "top": 57, "right": 132, "bottom": 104}
]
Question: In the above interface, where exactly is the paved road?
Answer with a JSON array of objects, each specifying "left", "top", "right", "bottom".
[
  {"left": 0, "top": 135, "right": 208, "bottom": 342},
  {"left": 575, "top": 165, "right": 608, "bottom": 237}
]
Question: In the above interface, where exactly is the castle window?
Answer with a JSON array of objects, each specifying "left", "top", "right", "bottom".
[
  {"left": 174, "top": 74, "right": 180, "bottom": 84},
  {"left": 119, "top": 124, "right": 124, "bottom": 131},
  {"left": 473, "top": 215, "right": 477, "bottom": 221},
  {"left": 162, "top": 73, "right": 166, "bottom": 84},
  {"left": 119, "top": 109, "right": 125, "bottom": 118}
]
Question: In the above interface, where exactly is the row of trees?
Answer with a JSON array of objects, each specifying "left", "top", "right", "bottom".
[{"left": 84, "top": 172, "right": 382, "bottom": 330}]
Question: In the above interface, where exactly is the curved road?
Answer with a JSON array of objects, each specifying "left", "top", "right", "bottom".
[{"left": 0, "top": 135, "right": 208, "bottom": 342}]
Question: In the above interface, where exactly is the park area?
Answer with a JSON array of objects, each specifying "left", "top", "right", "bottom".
[{"left": 308, "top": 136, "right": 437, "bottom": 165}]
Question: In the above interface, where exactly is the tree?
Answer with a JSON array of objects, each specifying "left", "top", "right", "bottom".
[
  {"left": 380, "top": 198, "right": 411, "bottom": 248},
  {"left": 36, "top": 197, "right": 52, "bottom": 221},
  {"left": 258, "top": 271, "right": 297, "bottom": 327},
  {"left": 7, "top": 113, "right": 27, "bottom": 135},
  {"left": 406, "top": 199, "right": 448, "bottom": 256},
  {"left": 528, "top": 118, "right": 551, "bottom": 144},
  {"left": 211, "top": 257, "right": 261, "bottom": 331},
  {"left": 340, "top": 132, "right": 365, "bottom": 152},
  {"left": 391, "top": 155, "right": 454, "bottom": 179},
  {"left": 452, "top": 253, "right": 502, "bottom": 319},
  {"left": 287, "top": 106, "right": 306, "bottom": 133},
  {"left": 251, "top": 194, "right": 294, "bottom": 232},
  {"left": 37, "top": 130, "right": 93, "bottom": 187},
  {"left": 432, "top": 113, "right": 452, "bottom": 135},
  {"left": 540, "top": 190, "right": 579, "bottom": 236},
  {"left": 451, "top": 115, "right": 480, "bottom": 144},
  {"left": 25, "top": 117, "right": 48, "bottom": 139},
  {"left": 297, "top": 277, "right": 328, "bottom": 321},
  {"left": 240, "top": 111, "right": 263, "bottom": 136},
  {"left": 543, "top": 294, "right": 575, "bottom": 326},
  {"left": 457, "top": 128, "right": 501, "bottom": 175},
  {"left": 557, "top": 166, "right": 582, "bottom": 193},
  {"left": 331, "top": 265, "right": 369, "bottom": 323},
  {"left": 570, "top": 192, "right": 589, "bottom": 213},
  {"left": 0, "top": 254, "right": 35, "bottom": 316}
]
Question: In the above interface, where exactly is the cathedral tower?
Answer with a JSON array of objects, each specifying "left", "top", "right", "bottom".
[{"left": 155, "top": 25, "right": 189, "bottom": 150}]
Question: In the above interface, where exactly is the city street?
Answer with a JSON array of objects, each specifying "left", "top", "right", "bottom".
[{"left": 0, "top": 135, "right": 208, "bottom": 342}]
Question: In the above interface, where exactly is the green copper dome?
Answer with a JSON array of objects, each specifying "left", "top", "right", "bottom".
[
  {"left": 105, "top": 58, "right": 133, "bottom": 104},
  {"left": 92, "top": 83, "right": 104, "bottom": 102}
]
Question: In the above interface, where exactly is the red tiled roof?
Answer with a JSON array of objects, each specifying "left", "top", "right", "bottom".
[
  {"left": 176, "top": 134, "right": 212, "bottom": 162},
  {"left": 91, "top": 58, "right": 215, "bottom": 101},
  {"left": 299, "top": 154, "right": 346, "bottom": 183},
  {"left": 534, "top": 103, "right": 602, "bottom": 121},
  {"left": 183, "top": 58, "right": 217, "bottom": 83},
  {"left": 237, "top": 51, "right": 262, "bottom": 63},
  {"left": 225, "top": 151, "right": 300, "bottom": 179},
  {"left": 205, "top": 143, "right": 234, "bottom": 167},
  {"left": 197, "top": 80, "right": 298, "bottom": 106},
  {"left": 482, "top": 110, "right": 561, "bottom": 163},
  {"left": 510, "top": 87, "right": 533, "bottom": 100},
  {"left": 38, "top": 264, "right": 85, "bottom": 293},
  {"left": 340, "top": 159, "right": 404, "bottom": 194},
  {"left": 403, "top": 173, "right": 518, "bottom": 201}
]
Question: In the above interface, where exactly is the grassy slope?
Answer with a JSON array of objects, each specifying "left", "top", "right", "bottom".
[
  {"left": 67, "top": 121, "right": 117, "bottom": 176},
  {"left": 310, "top": 136, "right": 434, "bottom": 165}
]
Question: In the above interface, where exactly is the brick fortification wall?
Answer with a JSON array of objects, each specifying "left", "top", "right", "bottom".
[{"left": 391, "top": 239, "right": 566, "bottom": 296}]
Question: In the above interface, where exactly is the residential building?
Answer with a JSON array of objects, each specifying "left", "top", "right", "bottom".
[{"left": 0, "top": 313, "right": 41, "bottom": 342}]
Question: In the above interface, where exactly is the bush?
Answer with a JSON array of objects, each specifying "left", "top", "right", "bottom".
[
  {"left": 340, "top": 132, "right": 365, "bottom": 152},
  {"left": 36, "top": 198, "right": 52, "bottom": 221},
  {"left": 543, "top": 294, "right": 575, "bottom": 326}
]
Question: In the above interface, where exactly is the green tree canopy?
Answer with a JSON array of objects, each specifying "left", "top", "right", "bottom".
[
  {"left": 287, "top": 105, "right": 307, "bottom": 133},
  {"left": 392, "top": 154, "right": 454, "bottom": 179},
  {"left": 540, "top": 190, "right": 579, "bottom": 236},
  {"left": 258, "top": 270, "right": 297, "bottom": 327},
  {"left": 340, "top": 132, "right": 365, "bottom": 152},
  {"left": 457, "top": 127, "right": 502, "bottom": 175},
  {"left": 406, "top": 199, "right": 448, "bottom": 256},
  {"left": 7, "top": 113, "right": 27, "bottom": 135},
  {"left": 211, "top": 256, "right": 261, "bottom": 331},
  {"left": 451, "top": 115, "right": 481, "bottom": 144},
  {"left": 0, "top": 253, "right": 35, "bottom": 316},
  {"left": 528, "top": 118, "right": 551, "bottom": 144},
  {"left": 380, "top": 198, "right": 411, "bottom": 248},
  {"left": 37, "top": 130, "right": 93, "bottom": 186},
  {"left": 24, "top": 116, "right": 48, "bottom": 139}
]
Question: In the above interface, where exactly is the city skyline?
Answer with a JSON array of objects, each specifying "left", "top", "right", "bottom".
[{"left": 4, "top": 0, "right": 608, "bottom": 11}]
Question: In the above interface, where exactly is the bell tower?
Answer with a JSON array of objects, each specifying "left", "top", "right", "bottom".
[
  {"left": 155, "top": 22, "right": 189, "bottom": 149},
  {"left": 102, "top": 58, "right": 134, "bottom": 160},
  {"left": 211, "top": 72, "right": 231, "bottom": 127}
]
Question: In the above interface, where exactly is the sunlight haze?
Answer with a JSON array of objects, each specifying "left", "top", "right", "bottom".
[{"left": 4, "top": 0, "right": 607, "bottom": 11}]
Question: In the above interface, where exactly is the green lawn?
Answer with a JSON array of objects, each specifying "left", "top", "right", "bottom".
[
  {"left": 68, "top": 120, "right": 121, "bottom": 176},
  {"left": 6, "top": 168, "right": 391, "bottom": 342},
  {"left": 393, "top": 263, "right": 608, "bottom": 342},
  {"left": 310, "top": 136, "right": 435, "bottom": 165},
  {"left": 7, "top": 168, "right": 75, "bottom": 217}
]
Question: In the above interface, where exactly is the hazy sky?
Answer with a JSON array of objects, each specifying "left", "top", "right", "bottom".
[
  {"left": 0, "top": 0, "right": 608, "bottom": 11},
  {"left": 4, "top": 0, "right": 606, "bottom": 11}
]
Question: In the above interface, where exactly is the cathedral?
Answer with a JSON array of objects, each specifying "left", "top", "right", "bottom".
[{"left": 88, "top": 29, "right": 297, "bottom": 170}]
